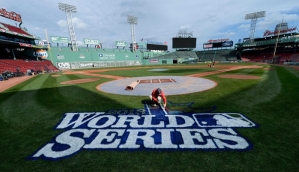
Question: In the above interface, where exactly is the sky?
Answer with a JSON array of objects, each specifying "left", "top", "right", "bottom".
[{"left": 1, "top": 0, "right": 299, "bottom": 51}]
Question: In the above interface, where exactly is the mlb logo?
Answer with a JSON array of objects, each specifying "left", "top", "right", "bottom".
[
  {"left": 99, "top": 54, "right": 103, "bottom": 57},
  {"left": 193, "top": 113, "right": 256, "bottom": 128}
]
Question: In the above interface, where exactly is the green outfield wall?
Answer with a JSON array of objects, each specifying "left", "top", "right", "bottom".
[
  {"left": 18, "top": 47, "right": 238, "bottom": 69},
  {"left": 47, "top": 48, "right": 171, "bottom": 69}
]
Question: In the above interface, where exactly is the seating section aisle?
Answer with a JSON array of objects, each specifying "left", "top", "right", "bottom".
[
  {"left": 200, "top": 51, "right": 215, "bottom": 61},
  {"left": 214, "top": 50, "right": 229, "bottom": 61}
]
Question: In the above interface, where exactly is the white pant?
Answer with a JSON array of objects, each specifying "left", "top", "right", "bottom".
[{"left": 149, "top": 95, "right": 161, "bottom": 103}]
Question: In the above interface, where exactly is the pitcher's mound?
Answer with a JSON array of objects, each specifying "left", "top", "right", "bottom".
[{"left": 98, "top": 76, "right": 217, "bottom": 96}]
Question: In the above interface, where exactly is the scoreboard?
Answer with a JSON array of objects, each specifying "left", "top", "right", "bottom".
[
  {"left": 203, "top": 41, "right": 233, "bottom": 49},
  {"left": 172, "top": 38, "right": 196, "bottom": 49},
  {"left": 147, "top": 44, "right": 168, "bottom": 51}
]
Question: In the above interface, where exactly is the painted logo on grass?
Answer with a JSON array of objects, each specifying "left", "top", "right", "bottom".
[{"left": 30, "top": 107, "right": 257, "bottom": 160}]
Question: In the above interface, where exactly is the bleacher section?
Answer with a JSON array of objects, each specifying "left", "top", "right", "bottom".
[
  {"left": 241, "top": 50, "right": 259, "bottom": 61},
  {"left": 195, "top": 51, "right": 205, "bottom": 60},
  {"left": 175, "top": 51, "right": 197, "bottom": 58},
  {"left": 290, "top": 54, "right": 299, "bottom": 62},
  {"left": 227, "top": 50, "right": 238, "bottom": 61},
  {"left": 241, "top": 48, "right": 296, "bottom": 63},
  {"left": 196, "top": 50, "right": 238, "bottom": 62},
  {"left": 214, "top": 50, "right": 229, "bottom": 61},
  {"left": 0, "top": 22, "right": 32, "bottom": 37},
  {"left": 184, "top": 51, "right": 198, "bottom": 58},
  {"left": 0, "top": 59, "right": 58, "bottom": 73},
  {"left": 155, "top": 51, "right": 199, "bottom": 61},
  {"left": 174, "top": 51, "right": 190, "bottom": 58},
  {"left": 163, "top": 53, "right": 177, "bottom": 59},
  {"left": 150, "top": 50, "right": 238, "bottom": 62},
  {"left": 0, "top": 61, "right": 15, "bottom": 72},
  {"left": 200, "top": 51, "right": 215, "bottom": 61}
]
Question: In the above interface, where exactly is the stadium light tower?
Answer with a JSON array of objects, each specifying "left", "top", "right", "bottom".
[
  {"left": 127, "top": 15, "right": 137, "bottom": 51},
  {"left": 58, "top": 2, "right": 78, "bottom": 51},
  {"left": 245, "top": 11, "right": 266, "bottom": 41}
]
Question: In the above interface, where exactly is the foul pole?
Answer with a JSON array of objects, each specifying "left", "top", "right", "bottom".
[{"left": 272, "top": 19, "right": 283, "bottom": 63}]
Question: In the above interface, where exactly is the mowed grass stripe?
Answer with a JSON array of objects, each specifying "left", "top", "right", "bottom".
[
  {"left": 232, "top": 66, "right": 281, "bottom": 107},
  {"left": 35, "top": 73, "right": 71, "bottom": 111},
  {"left": 220, "top": 66, "right": 266, "bottom": 76},
  {"left": 36, "top": 73, "right": 105, "bottom": 112},
  {"left": 0, "top": 75, "right": 50, "bottom": 126},
  {"left": 183, "top": 73, "right": 261, "bottom": 111},
  {"left": 241, "top": 66, "right": 299, "bottom": 171}
]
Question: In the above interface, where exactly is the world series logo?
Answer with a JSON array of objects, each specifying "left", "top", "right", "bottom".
[{"left": 29, "top": 105, "right": 257, "bottom": 160}]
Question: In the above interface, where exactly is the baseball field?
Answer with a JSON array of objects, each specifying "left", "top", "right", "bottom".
[{"left": 0, "top": 62, "right": 298, "bottom": 171}]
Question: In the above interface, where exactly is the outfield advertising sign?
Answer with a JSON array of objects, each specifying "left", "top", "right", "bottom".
[
  {"left": 203, "top": 41, "right": 233, "bottom": 49},
  {"left": 35, "top": 50, "right": 48, "bottom": 59},
  {"left": 57, "top": 62, "right": 70, "bottom": 69},
  {"left": 50, "top": 36, "right": 69, "bottom": 43},
  {"left": 115, "top": 41, "right": 127, "bottom": 47},
  {"left": 150, "top": 59, "right": 159, "bottom": 63},
  {"left": 56, "top": 54, "right": 65, "bottom": 60},
  {"left": 98, "top": 53, "right": 115, "bottom": 60},
  {"left": 30, "top": 104, "right": 257, "bottom": 160},
  {"left": 84, "top": 38, "right": 99, "bottom": 45},
  {"left": 79, "top": 62, "right": 93, "bottom": 68},
  {"left": 137, "top": 42, "right": 147, "bottom": 49}
]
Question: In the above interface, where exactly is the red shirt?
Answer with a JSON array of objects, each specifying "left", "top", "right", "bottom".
[{"left": 151, "top": 88, "right": 167, "bottom": 103}]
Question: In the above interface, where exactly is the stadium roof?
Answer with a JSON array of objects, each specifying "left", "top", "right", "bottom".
[{"left": 0, "top": 22, "right": 36, "bottom": 39}]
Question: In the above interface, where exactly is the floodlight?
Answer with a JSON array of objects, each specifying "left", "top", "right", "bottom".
[
  {"left": 58, "top": 2, "right": 78, "bottom": 51},
  {"left": 245, "top": 11, "right": 265, "bottom": 20},
  {"left": 127, "top": 15, "right": 137, "bottom": 24},
  {"left": 127, "top": 15, "right": 138, "bottom": 51},
  {"left": 245, "top": 11, "right": 266, "bottom": 41},
  {"left": 58, "top": 3, "right": 77, "bottom": 13}
]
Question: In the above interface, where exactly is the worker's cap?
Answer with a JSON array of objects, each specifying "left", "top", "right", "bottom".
[{"left": 156, "top": 88, "right": 162, "bottom": 94}]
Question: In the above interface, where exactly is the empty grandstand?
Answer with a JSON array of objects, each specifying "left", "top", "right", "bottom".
[
  {"left": 0, "top": 8, "right": 58, "bottom": 78},
  {"left": 196, "top": 38, "right": 236, "bottom": 62},
  {"left": 236, "top": 23, "right": 299, "bottom": 64}
]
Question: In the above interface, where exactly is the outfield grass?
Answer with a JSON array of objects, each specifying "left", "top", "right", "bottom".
[{"left": 0, "top": 63, "right": 298, "bottom": 171}]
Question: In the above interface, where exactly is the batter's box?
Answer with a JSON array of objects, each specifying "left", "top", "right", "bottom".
[
  {"left": 137, "top": 79, "right": 176, "bottom": 84},
  {"left": 138, "top": 80, "right": 151, "bottom": 83},
  {"left": 160, "top": 79, "right": 176, "bottom": 82},
  {"left": 152, "top": 79, "right": 160, "bottom": 83}
]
